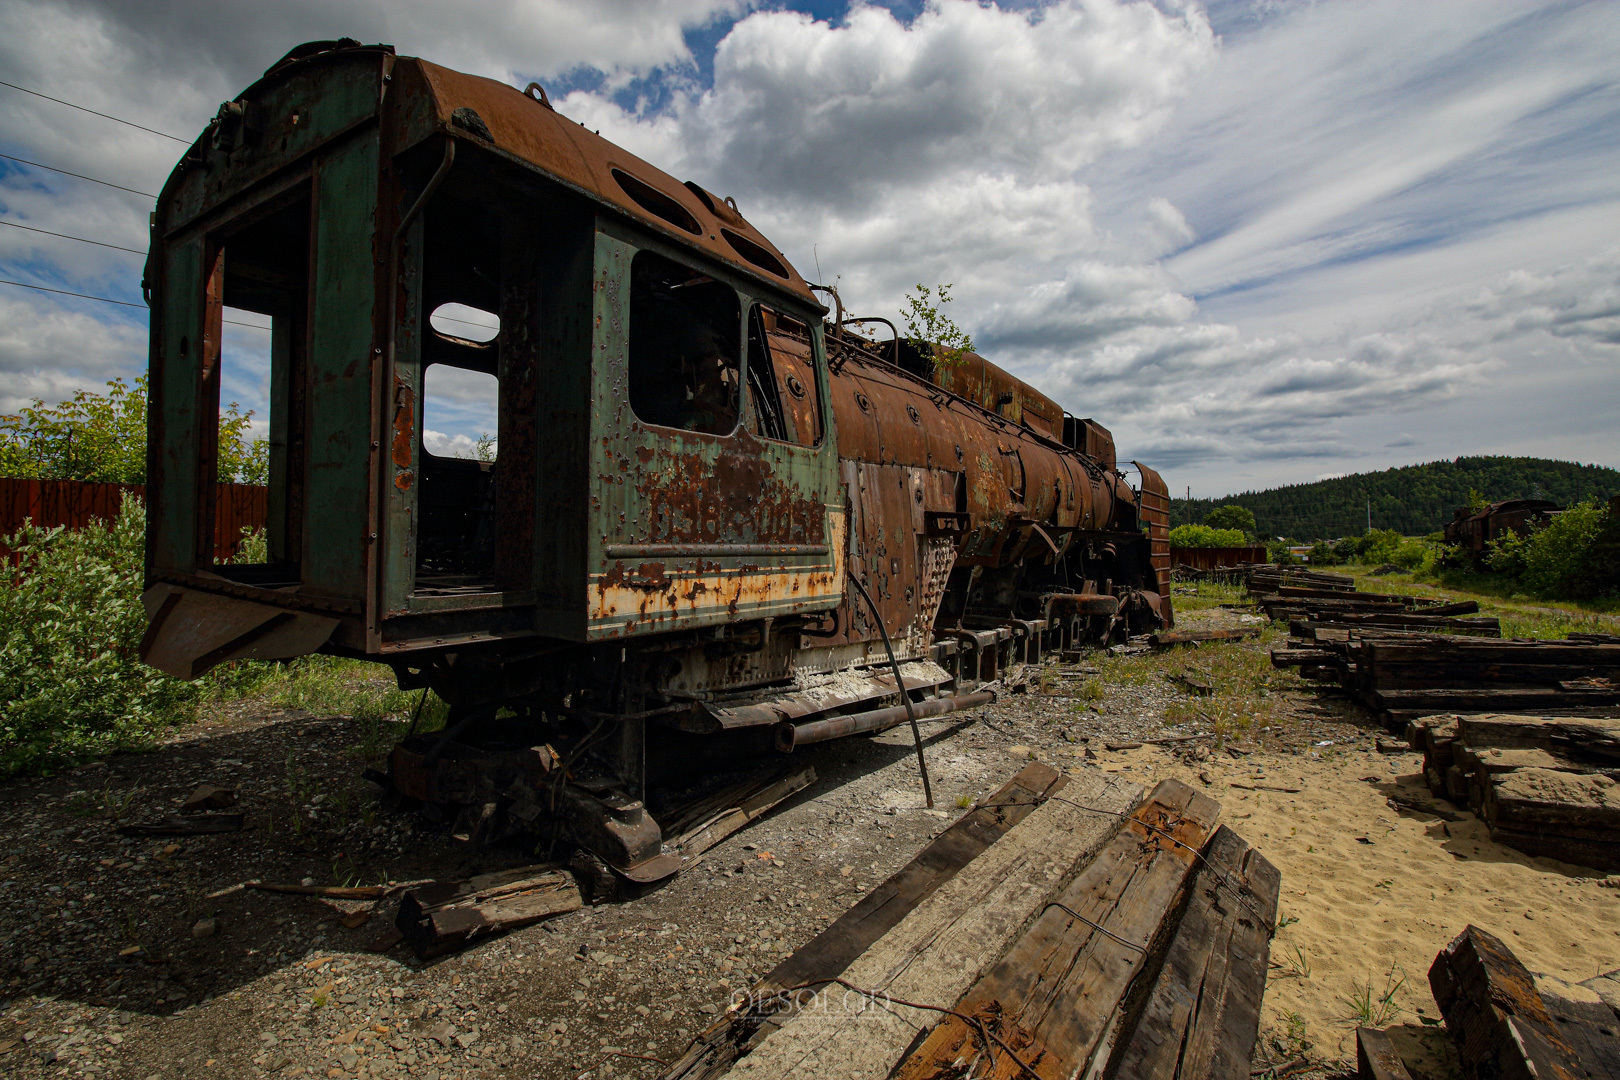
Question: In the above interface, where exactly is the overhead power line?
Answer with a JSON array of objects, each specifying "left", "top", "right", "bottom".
[
  {"left": 0, "top": 277, "right": 270, "bottom": 330},
  {"left": 0, "top": 78, "right": 189, "bottom": 143},
  {"left": 0, "top": 152, "right": 158, "bottom": 198},
  {"left": 0, "top": 276, "right": 143, "bottom": 308},
  {"left": 0, "top": 217, "right": 144, "bottom": 254},
  {"left": 4, "top": 220, "right": 478, "bottom": 333}
]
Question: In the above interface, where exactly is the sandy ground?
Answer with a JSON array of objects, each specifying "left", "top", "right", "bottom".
[
  {"left": 4, "top": 609, "right": 1620, "bottom": 1079},
  {"left": 1094, "top": 739, "right": 1620, "bottom": 1076}
]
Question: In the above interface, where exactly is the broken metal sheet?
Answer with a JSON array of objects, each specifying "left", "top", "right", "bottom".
[
  {"left": 667, "top": 765, "right": 817, "bottom": 860},
  {"left": 690, "top": 660, "right": 952, "bottom": 733},
  {"left": 139, "top": 583, "right": 337, "bottom": 680}
]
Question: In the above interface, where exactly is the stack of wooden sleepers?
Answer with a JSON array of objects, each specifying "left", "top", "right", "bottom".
[
  {"left": 1243, "top": 564, "right": 1357, "bottom": 591},
  {"left": 1262, "top": 574, "right": 1620, "bottom": 871},
  {"left": 1249, "top": 567, "right": 1483, "bottom": 627},
  {"left": 1405, "top": 712, "right": 1620, "bottom": 870},
  {"left": 659, "top": 762, "right": 1281, "bottom": 1080},
  {"left": 1275, "top": 634, "right": 1620, "bottom": 729},
  {"left": 1360, "top": 925, "right": 1620, "bottom": 1080},
  {"left": 1261, "top": 572, "right": 1620, "bottom": 728}
]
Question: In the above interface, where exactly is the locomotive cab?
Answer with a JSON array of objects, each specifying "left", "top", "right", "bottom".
[{"left": 141, "top": 42, "right": 842, "bottom": 692}]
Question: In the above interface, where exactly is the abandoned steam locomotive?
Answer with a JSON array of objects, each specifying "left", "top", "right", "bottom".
[{"left": 140, "top": 40, "right": 1172, "bottom": 880}]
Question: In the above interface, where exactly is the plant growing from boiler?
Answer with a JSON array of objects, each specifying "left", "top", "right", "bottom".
[{"left": 900, "top": 284, "right": 975, "bottom": 369}]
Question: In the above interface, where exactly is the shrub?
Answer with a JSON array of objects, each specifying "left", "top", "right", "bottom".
[
  {"left": 1522, "top": 502, "right": 1609, "bottom": 598},
  {"left": 900, "top": 284, "right": 975, "bottom": 369},
  {"left": 1485, "top": 529, "right": 1532, "bottom": 577},
  {"left": 1169, "top": 524, "right": 1248, "bottom": 549},
  {"left": 1355, "top": 528, "right": 1406, "bottom": 566},
  {"left": 1308, "top": 540, "right": 1340, "bottom": 565},
  {"left": 1572, "top": 509, "right": 1620, "bottom": 598},
  {"left": 1266, "top": 537, "right": 1300, "bottom": 564},
  {"left": 0, "top": 497, "right": 197, "bottom": 773}
]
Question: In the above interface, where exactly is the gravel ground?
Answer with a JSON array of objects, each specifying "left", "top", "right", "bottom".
[{"left": 0, "top": 609, "right": 1382, "bottom": 1080}]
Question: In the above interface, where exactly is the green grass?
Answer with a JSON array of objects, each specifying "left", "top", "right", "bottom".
[
  {"left": 1343, "top": 967, "right": 1407, "bottom": 1027},
  {"left": 1077, "top": 625, "right": 1304, "bottom": 740},
  {"left": 194, "top": 655, "right": 449, "bottom": 763},
  {"left": 1169, "top": 579, "right": 1248, "bottom": 612},
  {"left": 1337, "top": 564, "right": 1620, "bottom": 639}
]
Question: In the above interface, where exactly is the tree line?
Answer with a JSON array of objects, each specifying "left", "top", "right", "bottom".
[{"left": 1170, "top": 456, "right": 1620, "bottom": 540}]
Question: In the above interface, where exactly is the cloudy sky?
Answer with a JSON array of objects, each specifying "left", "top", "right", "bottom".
[{"left": 0, "top": 0, "right": 1615, "bottom": 492}]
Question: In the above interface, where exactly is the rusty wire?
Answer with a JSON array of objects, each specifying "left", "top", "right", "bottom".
[
  {"left": 571, "top": 1049, "right": 670, "bottom": 1079},
  {"left": 988, "top": 794, "right": 1277, "bottom": 935},
  {"left": 1040, "top": 900, "right": 1149, "bottom": 954},
  {"left": 845, "top": 569, "right": 933, "bottom": 809},
  {"left": 748, "top": 977, "right": 1044, "bottom": 1080}
]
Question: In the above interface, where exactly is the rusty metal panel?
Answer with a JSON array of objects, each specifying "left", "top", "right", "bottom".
[
  {"left": 159, "top": 51, "right": 389, "bottom": 237},
  {"left": 0, "top": 479, "right": 265, "bottom": 561},
  {"left": 380, "top": 205, "right": 424, "bottom": 617},
  {"left": 404, "top": 59, "right": 815, "bottom": 307},
  {"left": 829, "top": 461, "right": 954, "bottom": 656},
  {"left": 697, "top": 660, "right": 952, "bottom": 732},
  {"left": 139, "top": 584, "right": 337, "bottom": 680},
  {"left": 1134, "top": 460, "right": 1175, "bottom": 626},
  {"left": 1173, "top": 546, "right": 1268, "bottom": 571},
  {"left": 931, "top": 352, "right": 1062, "bottom": 438},
  {"left": 584, "top": 223, "right": 843, "bottom": 639}
]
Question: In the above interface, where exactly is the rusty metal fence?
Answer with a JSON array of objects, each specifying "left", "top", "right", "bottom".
[
  {"left": 1171, "top": 545, "right": 1267, "bottom": 571},
  {"left": 0, "top": 478, "right": 267, "bottom": 561}
]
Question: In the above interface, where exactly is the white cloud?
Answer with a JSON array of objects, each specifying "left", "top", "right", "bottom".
[
  {"left": 0, "top": 293, "right": 145, "bottom": 411},
  {"left": 422, "top": 431, "right": 495, "bottom": 460},
  {"left": 1, "top": 0, "right": 1616, "bottom": 498},
  {"left": 0, "top": 0, "right": 746, "bottom": 438}
]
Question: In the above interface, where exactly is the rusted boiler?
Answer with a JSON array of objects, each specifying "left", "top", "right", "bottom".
[{"left": 139, "top": 40, "right": 1171, "bottom": 880}]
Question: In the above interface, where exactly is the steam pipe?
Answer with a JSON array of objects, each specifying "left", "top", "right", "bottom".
[{"left": 775, "top": 690, "right": 995, "bottom": 752}]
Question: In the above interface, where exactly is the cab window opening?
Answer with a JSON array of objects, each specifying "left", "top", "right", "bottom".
[
  {"left": 627, "top": 251, "right": 741, "bottom": 435},
  {"left": 746, "top": 305, "right": 789, "bottom": 442},
  {"left": 746, "top": 303, "right": 822, "bottom": 448},
  {"left": 208, "top": 191, "right": 310, "bottom": 579},
  {"left": 413, "top": 195, "right": 504, "bottom": 593}
]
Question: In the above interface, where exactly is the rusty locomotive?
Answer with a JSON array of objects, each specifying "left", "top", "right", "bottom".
[
  {"left": 139, "top": 40, "right": 1172, "bottom": 881},
  {"left": 1443, "top": 498, "right": 1563, "bottom": 561}
]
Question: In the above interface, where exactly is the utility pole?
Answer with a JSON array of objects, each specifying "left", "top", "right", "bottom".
[{"left": 1366, "top": 497, "right": 1371, "bottom": 535}]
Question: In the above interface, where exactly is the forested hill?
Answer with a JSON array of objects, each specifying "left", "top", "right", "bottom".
[{"left": 1170, "top": 457, "right": 1620, "bottom": 540}]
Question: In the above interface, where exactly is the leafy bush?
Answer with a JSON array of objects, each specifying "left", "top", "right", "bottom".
[
  {"left": 1204, "top": 505, "right": 1256, "bottom": 536},
  {"left": 1478, "top": 501, "right": 1619, "bottom": 600},
  {"left": 1522, "top": 503, "right": 1609, "bottom": 598},
  {"left": 1169, "top": 524, "right": 1248, "bottom": 548},
  {"left": 1307, "top": 540, "right": 1340, "bottom": 565},
  {"left": 1356, "top": 528, "right": 1405, "bottom": 566},
  {"left": 1573, "top": 510, "right": 1620, "bottom": 598},
  {"left": 0, "top": 497, "right": 196, "bottom": 773},
  {"left": 0, "top": 376, "right": 266, "bottom": 483},
  {"left": 1266, "top": 537, "right": 1300, "bottom": 564},
  {"left": 1485, "top": 530, "right": 1532, "bottom": 577},
  {"left": 1391, "top": 539, "right": 1430, "bottom": 571},
  {"left": 1305, "top": 530, "right": 1433, "bottom": 569}
]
